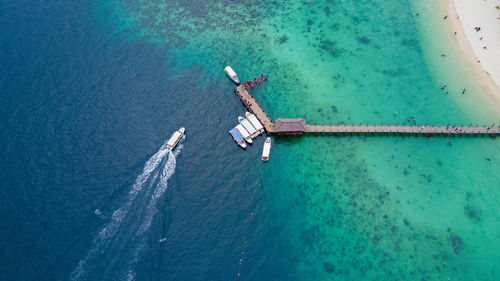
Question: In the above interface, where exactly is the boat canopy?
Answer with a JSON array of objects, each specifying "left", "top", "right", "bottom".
[
  {"left": 262, "top": 138, "right": 271, "bottom": 161},
  {"left": 230, "top": 128, "right": 244, "bottom": 143},
  {"left": 246, "top": 112, "right": 264, "bottom": 133},
  {"left": 167, "top": 131, "right": 182, "bottom": 148}
]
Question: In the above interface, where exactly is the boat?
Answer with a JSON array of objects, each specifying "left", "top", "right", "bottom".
[
  {"left": 245, "top": 112, "right": 264, "bottom": 134},
  {"left": 261, "top": 137, "right": 271, "bottom": 161},
  {"left": 166, "top": 127, "right": 185, "bottom": 149},
  {"left": 224, "top": 66, "right": 240, "bottom": 84},
  {"left": 238, "top": 116, "right": 258, "bottom": 138},
  {"left": 235, "top": 124, "right": 253, "bottom": 144},
  {"left": 229, "top": 128, "right": 246, "bottom": 149}
]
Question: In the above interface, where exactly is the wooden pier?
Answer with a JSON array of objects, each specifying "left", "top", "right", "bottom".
[
  {"left": 234, "top": 84, "right": 500, "bottom": 136},
  {"left": 305, "top": 124, "right": 500, "bottom": 135},
  {"left": 234, "top": 85, "right": 276, "bottom": 133}
]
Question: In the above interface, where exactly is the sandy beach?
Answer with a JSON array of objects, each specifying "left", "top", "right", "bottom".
[{"left": 444, "top": 0, "right": 500, "bottom": 103}]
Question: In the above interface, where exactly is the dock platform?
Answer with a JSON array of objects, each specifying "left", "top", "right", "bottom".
[
  {"left": 305, "top": 125, "right": 500, "bottom": 135},
  {"left": 234, "top": 85, "right": 276, "bottom": 133},
  {"left": 234, "top": 81, "right": 499, "bottom": 137}
]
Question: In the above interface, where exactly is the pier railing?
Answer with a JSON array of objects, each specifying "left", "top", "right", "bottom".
[
  {"left": 305, "top": 124, "right": 500, "bottom": 135},
  {"left": 234, "top": 84, "right": 500, "bottom": 136}
]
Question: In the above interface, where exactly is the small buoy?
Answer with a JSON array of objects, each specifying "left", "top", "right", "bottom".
[{"left": 441, "top": 54, "right": 446, "bottom": 57}]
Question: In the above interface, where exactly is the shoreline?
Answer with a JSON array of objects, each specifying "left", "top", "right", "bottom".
[{"left": 443, "top": 0, "right": 500, "bottom": 107}]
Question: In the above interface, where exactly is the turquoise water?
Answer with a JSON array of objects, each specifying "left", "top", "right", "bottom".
[
  {"left": 106, "top": 0, "right": 500, "bottom": 279},
  {"left": 2, "top": 0, "right": 496, "bottom": 280}
]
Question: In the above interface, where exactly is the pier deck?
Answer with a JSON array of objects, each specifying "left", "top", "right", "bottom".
[
  {"left": 305, "top": 125, "right": 500, "bottom": 135},
  {"left": 234, "top": 85, "right": 276, "bottom": 133},
  {"left": 234, "top": 83, "right": 499, "bottom": 136}
]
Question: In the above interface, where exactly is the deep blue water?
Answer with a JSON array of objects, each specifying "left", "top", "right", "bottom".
[
  {"left": 3, "top": 0, "right": 500, "bottom": 280},
  {"left": 0, "top": 1, "right": 288, "bottom": 280}
]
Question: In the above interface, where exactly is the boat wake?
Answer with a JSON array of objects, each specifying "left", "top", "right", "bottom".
[
  {"left": 122, "top": 144, "right": 182, "bottom": 281},
  {"left": 70, "top": 138, "right": 184, "bottom": 281}
]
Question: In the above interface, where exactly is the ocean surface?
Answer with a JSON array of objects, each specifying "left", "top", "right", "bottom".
[{"left": 1, "top": 0, "right": 500, "bottom": 280}]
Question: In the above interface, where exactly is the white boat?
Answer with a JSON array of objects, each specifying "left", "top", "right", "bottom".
[
  {"left": 229, "top": 127, "right": 246, "bottom": 149},
  {"left": 224, "top": 66, "right": 240, "bottom": 84},
  {"left": 245, "top": 112, "right": 264, "bottom": 134},
  {"left": 238, "top": 116, "right": 258, "bottom": 138},
  {"left": 235, "top": 124, "right": 252, "bottom": 144},
  {"left": 166, "top": 127, "right": 185, "bottom": 149},
  {"left": 261, "top": 137, "right": 271, "bottom": 161}
]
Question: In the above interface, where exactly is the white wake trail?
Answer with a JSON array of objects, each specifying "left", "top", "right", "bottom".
[
  {"left": 70, "top": 143, "right": 169, "bottom": 281},
  {"left": 124, "top": 143, "right": 184, "bottom": 281}
]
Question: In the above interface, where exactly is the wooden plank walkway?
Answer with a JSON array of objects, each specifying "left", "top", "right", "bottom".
[
  {"left": 234, "top": 85, "right": 276, "bottom": 133},
  {"left": 306, "top": 125, "right": 500, "bottom": 135},
  {"left": 234, "top": 79, "right": 499, "bottom": 136}
]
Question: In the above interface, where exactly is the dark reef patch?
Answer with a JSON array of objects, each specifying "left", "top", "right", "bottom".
[
  {"left": 358, "top": 36, "right": 370, "bottom": 45},
  {"left": 277, "top": 35, "right": 289, "bottom": 44},
  {"left": 382, "top": 68, "right": 406, "bottom": 77},
  {"left": 464, "top": 204, "right": 482, "bottom": 222},
  {"left": 323, "top": 261, "right": 335, "bottom": 273},
  {"left": 323, "top": 7, "right": 331, "bottom": 16},
  {"left": 448, "top": 232, "right": 463, "bottom": 255},
  {"left": 400, "top": 38, "right": 417, "bottom": 47},
  {"left": 318, "top": 39, "right": 344, "bottom": 57}
]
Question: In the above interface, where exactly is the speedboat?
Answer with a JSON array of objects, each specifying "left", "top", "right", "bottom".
[
  {"left": 236, "top": 124, "right": 253, "bottom": 144},
  {"left": 245, "top": 112, "right": 264, "bottom": 134},
  {"left": 166, "top": 127, "right": 185, "bottom": 149},
  {"left": 224, "top": 66, "right": 240, "bottom": 84},
  {"left": 262, "top": 137, "right": 271, "bottom": 161},
  {"left": 229, "top": 127, "right": 246, "bottom": 149},
  {"left": 238, "top": 116, "right": 258, "bottom": 138}
]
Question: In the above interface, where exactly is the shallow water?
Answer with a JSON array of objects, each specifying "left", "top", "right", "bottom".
[{"left": 1, "top": 0, "right": 499, "bottom": 280}]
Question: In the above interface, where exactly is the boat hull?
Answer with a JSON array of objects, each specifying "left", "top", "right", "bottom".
[
  {"left": 245, "top": 112, "right": 264, "bottom": 134},
  {"left": 230, "top": 128, "right": 246, "bottom": 149},
  {"left": 224, "top": 66, "right": 240, "bottom": 84},
  {"left": 238, "top": 116, "right": 258, "bottom": 138},
  {"left": 167, "top": 127, "right": 185, "bottom": 149},
  {"left": 262, "top": 137, "right": 271, "bottom": 161},
  {"left": 235, "top": 124, "right": 253, "bottom": 144}
]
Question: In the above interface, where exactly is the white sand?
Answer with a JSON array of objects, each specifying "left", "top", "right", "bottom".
[{"left": 452, "top": 0, "right": 500, "bottom": 86}]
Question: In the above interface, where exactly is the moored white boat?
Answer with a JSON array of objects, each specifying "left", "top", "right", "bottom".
[
  {"left": 238, "top": 116, "right": 258, "bottom": 138},
  {"left": 235, "top": 124, "right": 252, "bottom": 144},
  {"left": 224, "top": 66, "right": 240, "bottom": 84},
  {"left": 261, "top": 137, "right": 271, "bottom": 161},
  {"left": 245, "top": 112, "right": 264, "bottom": 134},
  {"left": 229, "top": 128, "right": 246, "bottom": 149},
  {"left": 166, "top": 127, "right": 185, "bottom": 149}
]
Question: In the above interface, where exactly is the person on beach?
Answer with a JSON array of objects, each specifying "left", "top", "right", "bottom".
[{"left": 443, "top": 15, "right": 448, "bottom": 19}]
